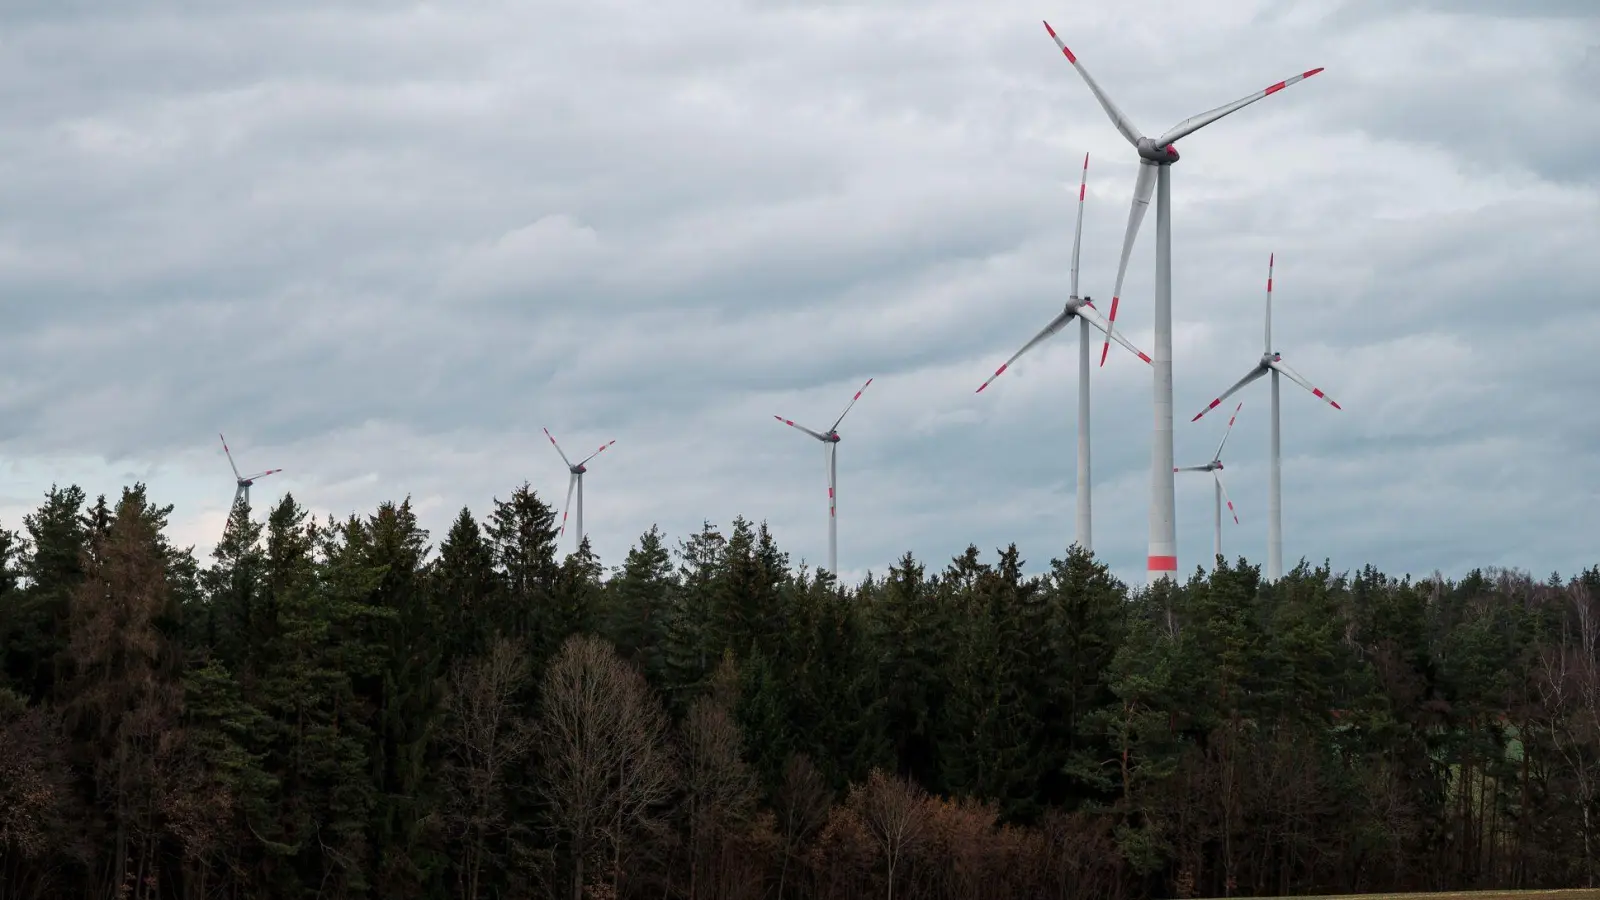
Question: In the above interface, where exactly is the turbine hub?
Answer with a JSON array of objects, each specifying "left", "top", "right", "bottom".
[
  {"left": 1136, "top": 138, "right": 1180, "bottom": 164},
  {"left": 1260, "top": 351, "right": 1278, "bottom": 367},
  {"left": 1215, "top": 461, "right": 1224, "bottom": 470},
  {"left": 826, "top": 432, "right": 841, "bottom": 443},
  {"left": 573, "top": 465, "right": 586, "bottom": 475},
  {"left": 1065, "top": 294, "right": 1088, "bottom": 315}
]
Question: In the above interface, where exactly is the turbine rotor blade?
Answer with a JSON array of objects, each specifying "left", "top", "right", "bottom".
[
  {"left": 975, "top": 311, "right": 1075, "bottom": 393},
  {"left": 1174, "top": 465, "right": 1213, "bottom": 473},
  {"left": 578, "top": 440, "right": 616, "bottom": 467},
  {"left": 1070, "top": 152, "right": 1088, "bottom": 299},
  {"left": 1042, "top": 22, "right": 1145, "bottom": 147},
  {"left": 1100, "top": 161, "right": 1157, "bottom": 367},
  {"left": 1077, "top": 303, "right": 1151, "bottom": 365},
  {"left": 559, "top": 472, "right": 577, "bottom": 536},
  {"left": 827, "top": 443, "right": 837, "bottom": 520},
  {"left": 1155, "top": 67, "right": 1325, "bottom": 147},
  {"left": 829, "top": 378, "right": 874, "bottom": 432},
  {"left": 218, "top": 432, "right": 242, "bottom": 480},
  {"left": 1214, "top": 470, "right": 1240, "bottom": 525},
  {"left": 1269, "top": 358, "right": 1342, "bottom": 410},
  {"left": 1192, "top": 366, "right": 1268, "bottom": 422},
  {"left": 543, "top": 428, "right": 574, "bottom": 468},
  {"left": 774, "top": 416, "right": 829, "bottom": 442},
  {"left": 243, "top": 468, "right": 283, "bottom": 481},
  {"left": 1213, "top": 402, "right": 1243, "bottom": 461}
]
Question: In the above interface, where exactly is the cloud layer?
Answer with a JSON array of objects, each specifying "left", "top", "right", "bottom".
[{"left": 0, "top": 0, "right": 1595, "bottom": 584}]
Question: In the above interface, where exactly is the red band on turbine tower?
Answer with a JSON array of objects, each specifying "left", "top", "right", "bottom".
[{"left": 1148, "top": 555, "right": 1178, "bottom": 571}]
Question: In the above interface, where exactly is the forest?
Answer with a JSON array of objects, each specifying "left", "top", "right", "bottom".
[{"left": 2, "top": 481, "right": 1598, "bottom": 900}]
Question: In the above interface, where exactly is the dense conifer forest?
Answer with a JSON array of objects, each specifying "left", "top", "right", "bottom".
[{"left": 1, "top": 481, "right": 1597, "bottom": 899}]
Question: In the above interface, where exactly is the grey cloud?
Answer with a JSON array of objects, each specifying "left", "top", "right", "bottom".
[{"left": 0, "top": 0, "right": 1593, "bottom": 584}]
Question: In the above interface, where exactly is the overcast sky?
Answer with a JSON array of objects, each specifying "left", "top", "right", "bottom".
[{"left": 0, "top": 0, "right": 1595, "bottom": 586}]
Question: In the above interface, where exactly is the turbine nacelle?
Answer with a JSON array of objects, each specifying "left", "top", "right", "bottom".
[
  {"left": 824, "top": 431, "right": 841, "bottom": 444},
  {"left": 1136, "top": 138, "right": 1179, "bottom": 163},
  {"left": 1064, "top": 293, "right": 1091, "bottom": 316},
  {"left": 569, "top": 463, "right": 587, "bottom": 475}
]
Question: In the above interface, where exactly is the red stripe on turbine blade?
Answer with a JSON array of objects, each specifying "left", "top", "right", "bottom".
[
  {"left": 1331, "top": 401, "right": 1343, "bottom": 410},
  {"left": 1264, "top": 80, "right": 1287, "bottom": 96},
  {"left": 1148, "top": 555, "right": 1178, "bottom": 571},
  {"left": 1080, "top": 184, "right": 1086, "bottom": 200},
  {"left": 1313, "top": 389, "right": 1325, "bottom": 398},
  {"left": 1107, "top": 296, "right": 1120, "bottom": 323},
  {"left": 1099, "top": 340, "right": 1111, "bottom": 367},
  {"left": 1304, "top": 67, "right": 1324, "bottom": 78},
  {"left": 1138, "top": 352, "right": 1151, "bottom": 363}
]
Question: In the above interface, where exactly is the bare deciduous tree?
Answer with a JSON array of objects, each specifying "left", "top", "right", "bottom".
[
  {"left": 848, "top": 769, "right": 929, "bottom": 900},
  {"left": 774, "top": 753, "right": 831, "bottom": 900},
  {"left": 443, "top": 636, "right": 537, "bottom": 900},
  {"left": 538, "top": 634, "right": 675, "bottom": 900},
  {"left": 680, "top": 690, "right": 756, "bottom": 900}
]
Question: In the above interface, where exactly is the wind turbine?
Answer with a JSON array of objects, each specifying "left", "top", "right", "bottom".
[
  {"left": 1190, "top": 254, "right": 1341, "bottom": 581},
  {"left": 975, "top": 152, "right": 1151, "bottom": 553},
  {"left": 773, "top": 377, "right": 873, "bottom": 576},
  {"left": 1041, "top": 19, "right": 1323, "bottom": 584},
  {"left": 1176, "top": 401, "right": 1242, "bottom": 567},
  {"left": 544, "top": 428, "right": 615, "bottom": 555},
  {"left": 218, "top": 432, "right": 281, "bottom": 511}
]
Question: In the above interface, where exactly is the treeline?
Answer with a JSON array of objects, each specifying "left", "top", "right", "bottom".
[{"left": 1, "top": 481, "right": 1598, "bottom": 899}]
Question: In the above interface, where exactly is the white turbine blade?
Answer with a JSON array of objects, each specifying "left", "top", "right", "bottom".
[
  {"left": 1070, "top": 152, "right": 1088, "bottom": 299},
  {"left": 975, "top": 311, "right": 1075, "bottom": 393},
  {"left": 827, "top": 443, "right": 837, "bottom": 520},
  {"left": 1212, "top": 402, "right": 1243, "bottom": 461},
  {"left": 1214, "top": 470, "right": 1240, "bottom": 525},
  {"left": 774, "top": 416, "right": 829, "bottom": 442},
  {"left": 1191, "top": 366, "right": 1268, "bottom": 422},
  {"left": 558, "top": 472, "right": 576, "bottom": 536},
  {"left": 578, "top": 439, "right": 616, "bottom": 467},
  {"left": 1099, "top": 161, "right": 1157, "bottom": 367},
  {"left": 218, "top": 432, "right": 242, "bottom": 480},
  {"left": 1077, "top": 302, "right": 1150, "bottom": 365},
  {"left": 829, "top": 377, "right": 874, "bottom": 431},
  {"left": 1156, "top": 66, "right": 1325, "bottom": 147},
  {"left": 543, "top": 428, "right": 574, "bottom": 468},
  {"left": 1269, "top": 358, "right": 1342, "bottom": 411},
  {"left": 1042, "top": 22, "right": 1144, "bottom": 147},
  {"left": 243, "top": 468, "right": 283, "bottom": 481}
]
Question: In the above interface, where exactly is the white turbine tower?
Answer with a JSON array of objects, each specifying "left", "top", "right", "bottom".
[
  {"left": 544, "top": 428, "right": 615, "bottom": 555},
  {"left": 774, "top": 377, "right": 873, "bottom": 576},
  {"left": 975, "top": 152, "right": 1151, "bottom": 553},
  {"left": 1190, "top": 254, "right": 1342, "bottom": 581},
  {"left": 1176, "top": 401, "right": 1242, "bottom": 567},
  {"left": 1042, "top": 19, "right": 1323, "bottom": 584},
  {"left": 218, "top": 432, "right": 281, "bottom": 512}
]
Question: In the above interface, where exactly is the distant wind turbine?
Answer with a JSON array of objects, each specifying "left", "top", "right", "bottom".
[
  {"left": 544, "top": 428, "right": 615, "bottom": 555},
  {"left": 975, "top": 152, "right": 1151, "bottom": 553},
  {"left": 1042, "top": 19, "right": 1323, "bottom": 583},
  {"left": 1176, "top": 402, "right": 1242, "bottom": 567},
  {"left": 774, "top": 377, "right": 873, "bottom": 576},
  {"left": 1190, "top": 255, "right": 1342, "bottom": 581},
  {"left": 218, "top": 432, "right": 281, "bottom": 511}
]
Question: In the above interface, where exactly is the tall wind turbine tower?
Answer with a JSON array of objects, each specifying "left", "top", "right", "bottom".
[
  {"left": 773, "top": 377, "right": 873, "bottom": 576},
  {"left": 1042, "top": 20, "right": 1323, "bottom": 584},
  {"left": 1191, "top": 255, "right": 1342, "bottom": 580},
  {"left": 975, "top": 153, "right": 1151, "bottom": 552},
  {"left": 1176, "top": 402, "right": 1242, "bottom": 566},
  {"left": 544, "top": 428, "right": 615, "bottom": 555},
  {"left": 218, "top": 433, "right": 281, "bottom": 511}
]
